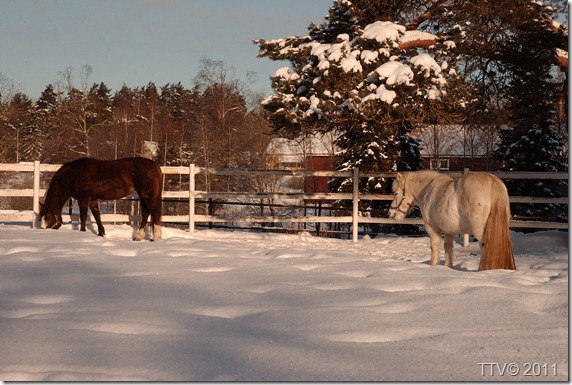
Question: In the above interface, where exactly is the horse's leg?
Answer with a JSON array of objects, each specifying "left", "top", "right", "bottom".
[
  {"left": 150, "top": 195, "right": 162, "bottom": 241},
  {"left": 469, "top": 218, "right": 486, "bottom": 255},
  {"left": 425, "top": 224, "right": 442, "bottom": 266},
  {"left": 136, "top": 192, "right": 162, "bottom": 241},
  {"left": 152, "top": 219, "right": 162, "bottom": 241},
  {"left": 443, "top": 233, "right": 455, "bottom": 268},
  {"left": 144, "top": 199, "right": 162, "bottom": 241},
  {"left": 78, "top": 200, "right": 89, "bottom": 232},
  {"left": 134, "top": 199, "right": 150, "bottom": 241},
  {"left": 89, "top": 200, "right": 105, "bottom": 237}
]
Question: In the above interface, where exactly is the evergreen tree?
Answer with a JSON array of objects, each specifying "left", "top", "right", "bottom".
[
  {"left": 142, "top": 82, "right": 160, "bottom": 143},
  {"left": 25, "top": 84, "right": 59, "bottom": 161},
  {"left": 112, "top": 85, "right": 137, "bottom": 158},
  {"left": 492, "top": 2, "right": 568, "bottom": 220},
  {"left": 87, "top": 82, "right": 114, "bottom": 157},
  {"left": 158, "top": 82, "right": 194, "bottom": 167},
  {"left": 256, "top": 0, "right": 470, "bottom": 226},
  {"left": 6, "top": 92, "right": 33, "bottom": 163}
]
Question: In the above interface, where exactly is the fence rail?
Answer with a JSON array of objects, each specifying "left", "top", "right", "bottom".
[{"left": 0, "top": 161, "right": 567, "bottom": 242}]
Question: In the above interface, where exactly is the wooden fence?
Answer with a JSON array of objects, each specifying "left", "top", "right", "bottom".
[{"left": 0, "top": 161, "right": 568, "bottom": 242}]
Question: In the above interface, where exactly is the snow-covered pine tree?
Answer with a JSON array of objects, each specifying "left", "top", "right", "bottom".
[
  {"left": 255, "top": 0, "right": 470, "bottom": 226},
  {"left": 493, "top": 1, "right": 568, "bottom": 221}
]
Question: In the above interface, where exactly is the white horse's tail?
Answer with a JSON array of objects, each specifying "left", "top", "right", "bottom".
[{"left": 479, "top": 178, "right": 516, "bottom": 270}]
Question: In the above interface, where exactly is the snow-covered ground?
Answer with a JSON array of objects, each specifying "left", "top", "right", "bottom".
[{"left": 0, "top": 223, "right": 568, "bottom": 381}]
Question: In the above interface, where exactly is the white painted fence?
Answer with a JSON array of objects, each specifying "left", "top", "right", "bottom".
[{"left": 0, "top": 161, "right": 568, "bottom": 242}]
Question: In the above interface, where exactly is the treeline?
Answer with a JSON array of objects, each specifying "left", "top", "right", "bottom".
[{"left": 0, "top": 59, "right": 275, "bottom": 174}]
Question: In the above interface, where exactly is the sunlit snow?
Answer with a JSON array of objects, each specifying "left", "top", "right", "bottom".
[{"left": 0, "top": 224, "right": 567, "bottom": 381}]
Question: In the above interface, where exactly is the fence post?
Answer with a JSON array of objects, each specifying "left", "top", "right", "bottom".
[
  {"left": 352, "top": 167, "right": 359, "bottom": 242},
  {"left": 32, "top": 160, "right": 41, "bottom": 228},
  {"left": 189, "top": 164, "right": 196, "bottom": 233}
]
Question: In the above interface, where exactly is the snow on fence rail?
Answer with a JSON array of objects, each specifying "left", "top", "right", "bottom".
[{"left": 0, "top": 161, "right": 568, "bottom": 242}]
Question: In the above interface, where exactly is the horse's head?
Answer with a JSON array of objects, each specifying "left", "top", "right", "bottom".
[
  {"left": 389, "top": 173, "right": 415, "bottom": 220},
  {"left": 38, "top": 202, "right": 62, "bottom": 230}
]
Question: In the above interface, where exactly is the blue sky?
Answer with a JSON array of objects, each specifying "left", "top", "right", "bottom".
[{"left": 0, "top": 0, "right": 332, "bottom": 99}]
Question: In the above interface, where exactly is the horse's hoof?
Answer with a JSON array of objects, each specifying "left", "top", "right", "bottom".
[{"left": 133, "top": 228, "right": 146, "bottom": 241}]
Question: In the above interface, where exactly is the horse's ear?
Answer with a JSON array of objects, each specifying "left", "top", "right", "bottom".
[{"left": 396, "top": 172, "right": 408, "bottom": 189}]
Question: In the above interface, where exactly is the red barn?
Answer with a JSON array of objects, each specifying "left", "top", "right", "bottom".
[
  {"left": 266, "top": 133, "right": 339, "bottom": 194},
  {"left": 415, "top": 124, "right": 502, "bottom": 171}
]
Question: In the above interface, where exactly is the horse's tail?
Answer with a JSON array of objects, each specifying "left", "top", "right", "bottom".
[
  {"left": 149, "top": 162, "right": 163, "bottom": 241},
  {"left": 479, "top": 178, "right": 516, "bottom": 271},
  {"left": 154, "top": 163, "right": 164, "bottom": 225}
]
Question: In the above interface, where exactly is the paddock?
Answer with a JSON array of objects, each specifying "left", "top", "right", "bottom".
[{"left": 0, "top": 162, "right": 568, "bottom": 242}]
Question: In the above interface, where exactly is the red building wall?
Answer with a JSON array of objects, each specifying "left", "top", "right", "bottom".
[{"left": 304, "top": 156, "right": 336, "bottom": 194}]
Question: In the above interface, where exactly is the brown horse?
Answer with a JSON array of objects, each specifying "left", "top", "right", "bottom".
[{"left": 39, "top": 157, "right": 163, "bottom": 241}]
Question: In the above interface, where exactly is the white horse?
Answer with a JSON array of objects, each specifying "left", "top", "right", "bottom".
[{"left": 388, "top": 170, "right": 515, "bottom": 270}]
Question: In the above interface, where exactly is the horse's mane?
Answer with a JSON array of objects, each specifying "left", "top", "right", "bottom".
[
  {"left": 43, "top": 161, "right": 74, "bottom": 210},
  {"left": 405, "top": 170, "right": 444, "bottom": 185}
]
